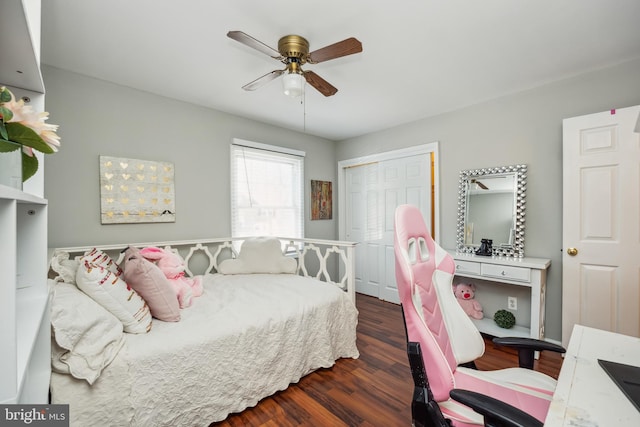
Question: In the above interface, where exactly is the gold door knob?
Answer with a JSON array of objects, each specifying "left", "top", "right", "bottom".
[{"left": 567, "top": 247, "right": 578, "bottom": 256}]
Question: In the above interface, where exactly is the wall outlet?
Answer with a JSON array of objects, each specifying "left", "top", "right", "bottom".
[{"left": 507, "top": 296, "right": 518, "bottom": 310}]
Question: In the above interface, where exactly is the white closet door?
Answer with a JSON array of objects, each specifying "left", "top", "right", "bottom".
[
  {"left": 562, "top": 105, "right": 640, "bottom": 346},
  {"left": 345, "top": 154, "right": 431, "bottom": 303},
  {"left": 379, "top": 155, "right": 431, "bottom": 302},
  {"left": 346, "top": 162, "right": 382, "bottom": 298}
]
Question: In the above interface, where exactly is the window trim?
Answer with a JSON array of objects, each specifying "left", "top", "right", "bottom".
[
  {"left": 230, "top": 139, "right": 305, "bottom": 240},
  {"left": 232, "top": 138, "right": 305, "bottom": 158}
]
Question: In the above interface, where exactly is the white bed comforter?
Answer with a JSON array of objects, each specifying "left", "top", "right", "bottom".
[{"left": 50, "top": 273, "right": 359, "bottom": 426}]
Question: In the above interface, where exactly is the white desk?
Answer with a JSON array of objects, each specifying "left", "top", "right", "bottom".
[
  {"left": 545, "top": 325, "right": 640, "bottom": 426},
  {"left": 449, "top": 251, "right": 550, "bottom": 340}
]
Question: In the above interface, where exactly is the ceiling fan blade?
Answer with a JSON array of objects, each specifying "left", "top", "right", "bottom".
[
  {"left": 303, "top": 71, "right": 338, "bottom": 97},
  {"left": 308, "top": 37, "right": 363, "bottom": 63},
  {"left": 227, "top": 30, "right": 282, "bottom": 59},
  {"left": 242, "top": 69, "right": 285, "bottom": 91}
]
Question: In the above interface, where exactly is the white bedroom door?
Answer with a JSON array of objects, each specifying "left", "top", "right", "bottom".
[
  {"left": 343, "top": 148, "right": 433, "bottom": 303},
  {"left": 562, "top": 105, "right": 640, "bottom": 347}
]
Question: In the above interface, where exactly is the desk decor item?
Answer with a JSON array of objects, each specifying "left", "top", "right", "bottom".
[
  {"left": 0, "top": 86, "right": 61, "bottom": 183},
  {"left": 99, "top": 155, "right": 175, "bottom": 224},
  {"left": 453, "top": 283, "right": 484, "bottom": 320},
  {"left": 494, "top": 309, "right": 516, "bottom": 329},
  {"left": 475, "top": 238, "right": 493, "bottom": 256}
]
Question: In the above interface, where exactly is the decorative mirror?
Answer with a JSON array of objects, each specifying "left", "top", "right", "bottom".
[{"left": 456, "top": 165, "right": 527, "bottom": 257}]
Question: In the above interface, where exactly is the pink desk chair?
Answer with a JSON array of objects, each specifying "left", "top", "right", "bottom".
[{"left": 393, "top": 204, "right": 564, "bottom": 427}]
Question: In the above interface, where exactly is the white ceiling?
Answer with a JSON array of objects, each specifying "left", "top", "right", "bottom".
[{"left": 40, "top": 0, "right": 640, "bottom": 141}]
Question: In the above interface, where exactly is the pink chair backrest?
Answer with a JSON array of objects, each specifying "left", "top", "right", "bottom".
[{"left": 394, "top": 204, "right": 477, "bottom": 401}]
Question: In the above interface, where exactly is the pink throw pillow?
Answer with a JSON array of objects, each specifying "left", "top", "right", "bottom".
[{"left": 122, "top": 247, "right": 180, "bottom": 322}]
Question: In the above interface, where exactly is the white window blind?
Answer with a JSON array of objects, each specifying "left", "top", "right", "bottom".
[{"left": 230, "top": 140, "right": 305, "bottom": 239}]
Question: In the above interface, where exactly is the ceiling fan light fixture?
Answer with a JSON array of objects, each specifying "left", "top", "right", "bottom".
[{"left": 282, "top": 72, "right": 305, "bottom": 98}]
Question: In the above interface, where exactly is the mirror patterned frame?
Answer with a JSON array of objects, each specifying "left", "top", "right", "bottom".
[{"left": 456, "top": 164, "right": 527, "bottom": 258}]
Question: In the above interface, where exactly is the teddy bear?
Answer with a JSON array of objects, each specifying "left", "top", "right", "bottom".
[
  {"left": 140, "top": 246, "right": 204, "bottom": 308},
  {"left": 453, "top": 283, "right": 483, "bottom": 320}
]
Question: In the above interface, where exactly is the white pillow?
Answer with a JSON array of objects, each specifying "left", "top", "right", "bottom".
[
  {"left": 218, "top": 237, "right": 297, "bottom": 274},
  {"left": 76, "top": 258, "right": 152, "bottom": 334},
  {"left": 50, "top": 249, "right": 80, "bottom": 284},
  {"left": 50, "top": 281, "right": 125, "bottom": 385}
]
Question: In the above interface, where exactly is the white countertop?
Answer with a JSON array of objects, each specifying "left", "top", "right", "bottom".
[{"left": 545, "top": 325, "right": 640, "bottom": 426}]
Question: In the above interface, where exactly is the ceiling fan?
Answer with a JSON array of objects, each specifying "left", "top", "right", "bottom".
[{"left": 227, "top": 31, "right": 363, "bottom": 97}]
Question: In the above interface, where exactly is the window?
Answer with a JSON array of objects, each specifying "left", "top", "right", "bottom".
[{"left": 230, "top": 139, "right": 305, "bottom": 239}]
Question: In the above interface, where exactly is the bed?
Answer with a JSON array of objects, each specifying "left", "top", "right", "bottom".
[{"left": 48, "top": 237, "right": 359, "bottom": 427}]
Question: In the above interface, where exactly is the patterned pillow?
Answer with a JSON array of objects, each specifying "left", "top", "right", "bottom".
[
  {"left": 122, "top": 246, "right": 181, "bottom": 322},
  {"left": 76, "top": 258, "right": 152, "bottom": 334},
  {"left": 83, "top": 247, "right": 123, "bottom": 276}
]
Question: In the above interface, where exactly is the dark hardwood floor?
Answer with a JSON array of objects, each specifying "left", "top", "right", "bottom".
[{"left": 211, "top": 294, "right": 563, "bottom": 427}]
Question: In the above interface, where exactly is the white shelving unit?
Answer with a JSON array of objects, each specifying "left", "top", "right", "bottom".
[
  {"left": 1, "top": 0, "right": 51, "bottom": 404},
  {"left": 448, "top": 250, "right": 551, "bottom": 340},
  {"left": 0, "top": 186, "right": 50, "bottom": 404}
]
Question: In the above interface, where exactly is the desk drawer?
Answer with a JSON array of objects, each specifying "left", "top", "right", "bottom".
[
  {"left": 455, "top": 260, "right": 481, "bottom": 275},
  {"left": 481, "top": 264, "right": 531, "bottom": 282}
]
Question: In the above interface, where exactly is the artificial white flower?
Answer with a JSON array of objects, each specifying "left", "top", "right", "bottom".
[
  {"left": 0, "top": 86, "right": 61, "bottom": 182},
  {"left": 4, "top": 91, "right": 60, "bottom": 153}
]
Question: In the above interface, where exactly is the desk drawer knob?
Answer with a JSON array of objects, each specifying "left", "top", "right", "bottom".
[{"left": 501, "top": 271, "right": 506, "bottom": 276}]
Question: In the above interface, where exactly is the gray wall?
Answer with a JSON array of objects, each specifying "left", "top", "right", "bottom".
[
  {"left": 336, "top": 57, "right": 640, "bottom": 341},
  {"left": 43, "top": 66, "right": 338, "bottom": 248},
  {"left": 44, "top": 58, "right": 640, "bottom": 342}
]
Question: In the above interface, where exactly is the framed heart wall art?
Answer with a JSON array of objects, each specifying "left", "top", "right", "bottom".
[{"left": 99, "top": 155, "right": 176, "bottom": 224}]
